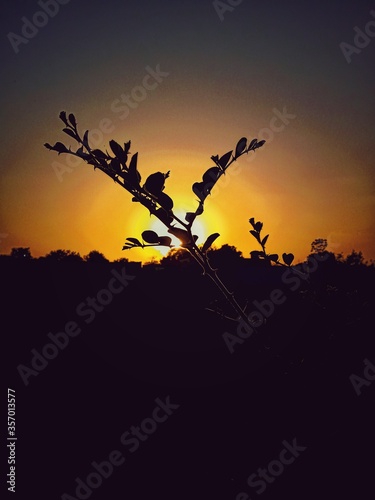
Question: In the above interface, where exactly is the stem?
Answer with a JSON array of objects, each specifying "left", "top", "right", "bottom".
[
  {"left": 187, "top": 240, "right": 251, "bottom": 326},
  {"left": 204, "top": 260, "right": 250, "bottom": 325},
  {"left": 171, "top": 213, "right": 189, "bottom": 230},
  {"left": 208, "top": 270, "right": 249, "bottom": 324},
  {"left": 62, "top": 130, "right": 255, "bottom": 328},
  {"left": 205, "top": 308, "right": 240, "bottom": 322}
]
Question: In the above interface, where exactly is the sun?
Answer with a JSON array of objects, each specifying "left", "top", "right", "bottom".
[{"left": 150, "top": 210, "right": 207, "bottom": 256}]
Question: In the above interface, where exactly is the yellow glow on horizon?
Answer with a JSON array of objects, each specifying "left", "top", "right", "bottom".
[
  {"left": 150, "top": 211, "right": 206, "bottom": 256},
  {"left": 2, "top": 131, "right": 375, "bottom": 265},
  {"left": 119, "top": 148, "right": 231, "bottom": 260}
]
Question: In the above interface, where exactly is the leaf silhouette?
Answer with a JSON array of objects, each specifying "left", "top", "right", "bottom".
[
  {"left": 192, "top": 181, "right": 206, "bottom": 201},
  {"left": 261, "top": 234, "right": 269, "bottom": 246},
  {"left": 248, "top": 139, "right": 258, "bottom": 150},
  {"left": 109, "top": 140, "right": 127, "bottom": 163},
  {"left": 142, "top": 230, "right": 160, "bottom": 244},
  {"left": 122, "top": 240, "right": 141, "bottom": 250},
  {"left": 156, "top": 207, "right": 173, "bottom": 226},
  {"left": 202, "top": 233, "right": 220, "bottom": 253},
  {"left": 128, "top": 152, "right": 141, "bottom": 186},
  {"left": 250, "top": 230, "right": 260, "bottom": 242},
  {"left": 83, "top": 130, "right": 89, "bottom": 149},
  {"left": 218, "top": 150, "right": 233, "bottom": 169},
  {"left": 52, "top": 142, "right": 68, "bottom": 154},
  {"left": 249, "top": 217, "right": 255, "bottom": 228},
  {"left": 168, "top": 227, "right": 191, "bottom": 246},
  {"left": 68, "top": 113, "right": 77, "bottom": 127},
  {"left": 59, "top": 111, "right": 68, "bottom": 126},
  {"left": 254, "top": 221, "right": 263, "bottom": 232},
  {"left": 63, "top": 128, "right": 78, "bottom": 141},
  {"left": 126, "top": 238, "right": 143, "bottom": 246},
  {"left": 192, "top": 149, "right": 236, "bottom": 204},
  {"left": 254, "top": 140, "right": 266, "bottom": 149},
  {"left": 235, "top": 137, "right": 247, "bottom": 158},
  {"left": 157, "top": 192, "right": 174, "bottom": 211},
  {"left": 282, "top": 253, "right": 294, "bottom": 266},
  {"left": 268, "top": 254, "right": 279, "bottom": 262},
  {"left": 76, "top": 146, "right": 85, "bottom": 157},
  {"left": 202, "top": 167, "right": 221, "bottom": 184},
  {"left": 158, "top": 236, "right": 173, "bottom": 247},
  {"left": 144, "top": 172, "right": 165, "bottom": 196},
  {"left": 92, "top": 149, "right": 108, "bottom": 160}
]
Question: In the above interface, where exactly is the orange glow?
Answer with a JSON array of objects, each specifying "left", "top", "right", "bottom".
[
  {"left": 1, "top": 2, "right": 374, "bottom": 268},
  {"left": 1, "top": 116, "right": 374, "bottom": 264}
]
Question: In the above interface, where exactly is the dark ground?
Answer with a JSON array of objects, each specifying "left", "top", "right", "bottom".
[{"left": 2, "top": 251, "right": 375, "bottom": 499}]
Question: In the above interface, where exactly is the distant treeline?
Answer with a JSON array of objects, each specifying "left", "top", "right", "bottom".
[
  {"left": 1, "top": 244, "right": 373, "bottom": 269},
  {"left": 2, "top": 243, "right": 374, "bottom": 364}
]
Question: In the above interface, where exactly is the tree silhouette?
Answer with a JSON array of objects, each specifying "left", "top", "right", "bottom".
[
  {"left": 207, "top": 244, "right": 243, "bottom": 269},
  {"left": 10, "top": 247, "right": 32, "bottom": 260},
  {"left": 160, "top": 247, "right": 194, "bottom": 267},
  {"left": 84, "top": 250, "right": 109, "bottom": 265},
  {"left": 44, "top": 249, "right": 82, "bottom": 263},
  {"left": 45, "top": 112, "right": 268, "bottom": 325},
  {"left": 345, "top": 250, "right": 365, "bottom": 267},
  {"left": 311, "top": 238, "right": 328, "bottom": 254}
]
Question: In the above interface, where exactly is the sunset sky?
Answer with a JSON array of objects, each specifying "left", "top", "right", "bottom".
[{"left": 1, "top": 0, "right": 374, "bottom": 263}]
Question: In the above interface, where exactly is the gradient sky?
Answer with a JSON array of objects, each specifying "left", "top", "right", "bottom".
[{"left": 1, "top": 0, "right": 374, "bottom": 263}]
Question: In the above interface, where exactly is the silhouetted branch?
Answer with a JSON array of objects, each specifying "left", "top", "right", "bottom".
[{"left": 45, "top": 111, "right": 267, "bottom": 329}]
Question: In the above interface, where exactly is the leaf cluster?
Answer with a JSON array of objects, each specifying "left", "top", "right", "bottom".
[
  {"left": 249, "top": 217, "right": 294, "bottom": 266},
  {"left": 186, "top": 137, "right": 265, "bottom": 227},
  {"left": 45, "top": 113, "right": 265, "bottom": 255}
]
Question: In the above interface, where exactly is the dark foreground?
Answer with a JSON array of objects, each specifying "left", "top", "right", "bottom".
[{"left": 2, "top": 252, "right": 375, "bottom": 499}]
